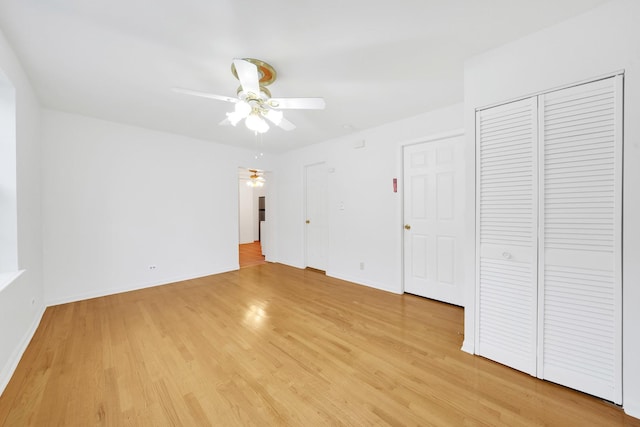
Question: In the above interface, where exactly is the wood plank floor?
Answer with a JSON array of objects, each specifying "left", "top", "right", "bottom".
[
  {"left": 0, "top": 263, "right": 638, "bottom": 426},
  {"left": 239, "top": 241, "right": 266, "bottom": 268}
]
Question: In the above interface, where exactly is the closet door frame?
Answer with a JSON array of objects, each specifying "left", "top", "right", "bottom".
[{"left": 475, "top": 71, "right": 623, "bottom": 403}]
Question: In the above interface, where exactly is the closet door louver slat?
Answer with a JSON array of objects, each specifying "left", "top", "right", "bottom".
[
  {"left": 538, "top": 76, "right": 622, "bottom": 404},
  {"left": 476, "top": 97, "right": 538, "bottom": 375}
]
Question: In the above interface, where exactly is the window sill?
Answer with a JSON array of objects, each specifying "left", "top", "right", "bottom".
[{"left": 0, "top": 270, "right": 24, "bottom": 293}]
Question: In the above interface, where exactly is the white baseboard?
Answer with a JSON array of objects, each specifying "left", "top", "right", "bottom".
[
  {"left": 276, "top": 260, "right": 306, "bottom": 269},
  {"left": 46, "top": 266, "right": 238, "bottom": 306},
  {"left": 270, "top": 263, "right": 401, "bottom": 294},
  {"left": 326, "top": 271, "right": 402, "bottom": 295},
  {"left": 625, "top": 402, "right": 640, "bottom": 420},
  {"left": 0, "top": 305, "right": 45, "bottom": 396},
  {"left": 460, "top": 339, "right": 475, "bottom": 355}
]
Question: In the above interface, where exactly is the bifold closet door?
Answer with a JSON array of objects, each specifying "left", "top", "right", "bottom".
[
  {"left": 538, "top": 75, "right": 622, "bottom": 404},
  {"left": 475, "top": 97, "right": 538, "bottom": 376}
]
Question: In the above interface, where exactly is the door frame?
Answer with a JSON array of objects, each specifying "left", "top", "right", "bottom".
[
  {"left": 399, "top": 129, "right": 465, "bottom": 295},
  {"left": 237, "top": 167, "right": 274, "bottom": 262}
]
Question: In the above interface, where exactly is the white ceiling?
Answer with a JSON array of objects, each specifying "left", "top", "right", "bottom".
[{"left": 0, "top": 0, "right": 609, "bottom": 153}]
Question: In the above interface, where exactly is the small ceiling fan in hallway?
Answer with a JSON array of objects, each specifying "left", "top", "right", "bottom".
[
  {"left": 174, "top": 58, "right": 326, "bottom": 134},
  {"left": 246, "top": 169, "right": 265, "bottom": 188}
]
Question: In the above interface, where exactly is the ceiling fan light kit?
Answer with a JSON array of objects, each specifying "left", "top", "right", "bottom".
[
  {"left": 244, "top": 111, "right": 269, "bottom": 134},
  {"left": 174, "top": 58, "right": 325, "bottom": 135},
  {"left": 246, "top": 169, "right": 266, "bottom": 187},
  {"left": 265, "top": 109, "right": 283, "bottom": 125}
]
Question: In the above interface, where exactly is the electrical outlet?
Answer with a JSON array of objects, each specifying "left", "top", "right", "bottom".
[
  {"left": 359, "top": 262, "right": 365, "bottom": 270},
  {"left": 149, "top": 265, "right": 157, "bottom": 271}
]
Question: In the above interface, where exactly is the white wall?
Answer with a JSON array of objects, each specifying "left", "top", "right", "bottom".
[
  {"left": 0, "top": 28, "right": 44, "bottom": 394},
  {"left": 262, "top": 171, "right": 277, "bottom": 262},
  {"left": 42, "top": 110, "right": 273, "bottom": 305},
  {"left": 275, "top": 103, "right": 463, "bottom": 293},
  {"left": 462, "top": 0, "right": 640, "bottom": 416}
]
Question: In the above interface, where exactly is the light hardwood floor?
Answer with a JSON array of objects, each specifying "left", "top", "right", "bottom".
[
  {"left": 0, "top": 263, "right": 638, "bottom": 426},
  {"left": 239, "top": 241, "right": 266, "bottom": 268}
]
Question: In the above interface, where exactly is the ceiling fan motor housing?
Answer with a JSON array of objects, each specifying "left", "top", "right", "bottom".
[
  {"left": 231, "top": 58, "right": 277, "bottom": 86},
  {"left": 175, "top": 57, "right": 325, "bottom": 133}
]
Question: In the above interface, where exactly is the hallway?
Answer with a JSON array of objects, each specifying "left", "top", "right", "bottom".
[{"left": 239, "top": 241, "right": 265, "bottom": 268}]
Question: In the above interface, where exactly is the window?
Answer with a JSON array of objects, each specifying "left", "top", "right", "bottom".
[{"left": 0, "top": 69, "right": 17, "bottom": 276}]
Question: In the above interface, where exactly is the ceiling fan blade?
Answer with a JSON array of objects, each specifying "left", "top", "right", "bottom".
[
  {"left": 267, "top": 97, "right": 326, "bottom": 110},
  {"left": 173, "top": 87, "right": 237, "bottom": 103},
  {"left": 277, "top": 117, "right": 296, "bottom": 131},
  {"left": 263, "top": 109, "right": 296, "bottom": 131},
  {"left": 233, "top": 58, "right": 260, "bottom": 97},
  {"left": 219, "top": 117, "right": 232, "bottom": 126}
]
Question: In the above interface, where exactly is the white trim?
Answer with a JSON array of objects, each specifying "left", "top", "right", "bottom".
[
  {"left": 398, "top": 147, "right": 405, "bottom": 294},
  {"left": 0, "top": 305, "right": 45, "bottom": 396},
  {"left": 476, "top": 70, "right": 625, "bottom": 112},
  {"left": 474, "top": 110, "right": 481, "bottom": 353},
  {"left": 537, "top": 93, "right": 545, "bottom": 378},
  {"left": 613, "top": 73, "right": 624, "bottom": 404},
  {"left": 398, "top": 129, "right": 465, "bottom": 148}
]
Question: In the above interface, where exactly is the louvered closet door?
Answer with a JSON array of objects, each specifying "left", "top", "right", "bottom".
[
  {"left": 476, "top": 97, "right": 538, "bottom": 375},
  {"left": 538, "top": 76, "right": 622, "bottom": 403}
]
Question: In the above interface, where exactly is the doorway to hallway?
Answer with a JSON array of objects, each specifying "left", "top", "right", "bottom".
[{"left": 238, "top": 167, "right": 269, "bottom": 268}]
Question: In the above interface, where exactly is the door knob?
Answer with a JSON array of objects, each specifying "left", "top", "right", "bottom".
[
  {"left": 404, "top": 224, "right": 411, "bottom": 230},
  {"left": 306, "top": 220, "right": 310, "bottom": 224}
]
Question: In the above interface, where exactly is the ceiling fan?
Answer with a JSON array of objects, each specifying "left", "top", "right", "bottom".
[
  {"left": 246, "top": 169, "right": 265, "bottom": 187},
  {"left": 174, "top": 58, "right": 326, "bottom": 134}
]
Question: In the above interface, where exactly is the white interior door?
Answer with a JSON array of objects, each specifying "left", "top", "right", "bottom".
[
  {"left": 475, "top": 75, "right": 622, "bottom": 402},
  {"left": 538, "top": 75, "right": 622, "bottom": 404},
  {"left": 305, "top": 162, "right": 328, "bottom": 271},
  {"left": 403, "top": 135, "right": 465, "bottom": 306},
  {"left": 476, "top": 97, "right": 539, "bottom": 376}
]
